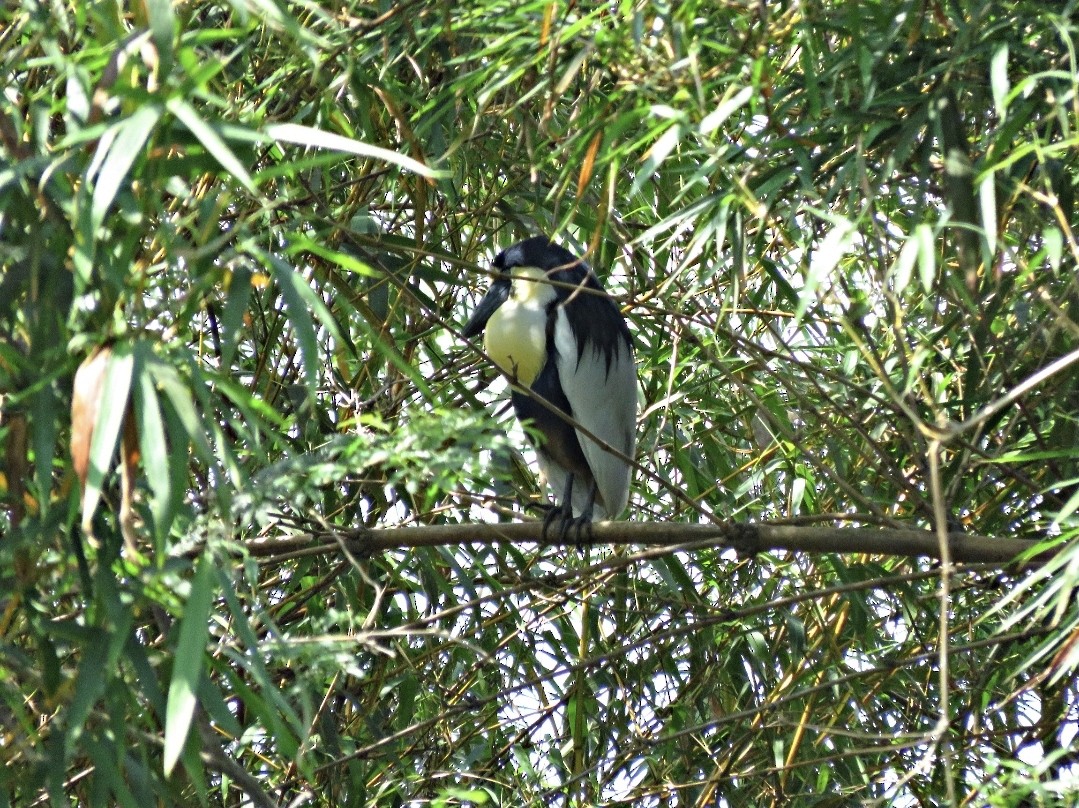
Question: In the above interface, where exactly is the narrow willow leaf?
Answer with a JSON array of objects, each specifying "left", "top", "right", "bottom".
[
  {"left": 265, "top": 122, "right": 441, "bottom": 178},
  {"left": 915, "top": 223, "right": 936, "bottom": 291},
  {"left": 990, "top": 44, "right": 1009, "bottom": 117},
  {"left": 891, "top": 230, "right": 920, "bottom": 294},
  {"left": 248, "top": 248, "right": 325, "bottom": 398},
  {"left": 700, "top": 85, "right": 753, "bottom": 135},
  {"left": 80, "top": 344, "right": 135, "bottom": 533},
  {"left": 288, "top": 234, "right": 381, "bottom": 277},
  {"left": 219, "top": 265, "right": 254, "bottom": 368},
  {"left": 555, "top": 45, "right": 593, "bottom": 95},
  {"left": 64, "top": 628, "right": 109, "bottom": 746},
  {"left": 133, "top": 344, "right": 172, "bottom": 544},
  {"left": 632, "top": 123, "right": 682, "bottom": 195},
  {"left": 147, "top": 360, "right": 215, "bottom": 467},
  {"left": 83, "top": 733, "right": 141, "bottom": 808},
  {"left": 167, "top": 97, "right": 258, "bottom": 194},
  {"left": 1043, "top": 226, "right": 1063, "bottom": 270},
  {"left": 164, "top": 555, "right": 215, "bottom": 776},
  {"left": 90, "top": 105, "right": 162, "bottom": 233},
  {"left": 1052, "top": 484, "right": 1079, "bottom": 529},
  {"left": 214, "top": 567, "right": 305, "bottom": 748},
  {"left": 145, "top": 0, "right": 176, "bottom": 74},
  {"left": 979, "top": 171, "right": 997, "bottom": 255},
  {"left": 798, "top": 217, "right": 854, "bottom": 321}
]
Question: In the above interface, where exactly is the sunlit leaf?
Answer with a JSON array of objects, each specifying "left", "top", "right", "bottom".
[
  {"left": 915, "top": 222, "right": 936, "bottom": 292},
  {"left": 264, "top": 122, "right": 441, "bottom": 179},
  {"left": 798, "top": 215, "right": 854, "bottom": 321},
  {"left": 891, "top": 230, "right": 919, "bottom": 294},
  {"left": 79, "top": 343, "right": 134, "bottom": 533},
  {"left": 167, "top": 97, "right": 258, "bottom": 194},
  {"left": 991, "top": 44, "right": 1009, "bottom": 117},
  {"left": 979, "top": 171, "right": 998, "bottom": 254},
  {"left": 700, "top": 85, "right": 753, "bottom": 135},
  {"left": 632, "top": 123, "right": 683, "bottom": 195},
  {"left": 90, "top": 105, "right": 162, "bottom": 232},
  {"left": 164, "top": 555, "right": 215, "bottom": 776},
  {"left": 132, "top": 343, "right": 173, "bottom": 545}
]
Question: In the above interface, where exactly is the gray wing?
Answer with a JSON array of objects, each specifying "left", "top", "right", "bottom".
[{"left": 552, "top": 308, "right": 637, "bottom": 518}]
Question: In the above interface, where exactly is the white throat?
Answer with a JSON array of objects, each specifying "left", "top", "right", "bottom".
[{"left": 484, "top": 266, "right": 556, "bottom": 385}]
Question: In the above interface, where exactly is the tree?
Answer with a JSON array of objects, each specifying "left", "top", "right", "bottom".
[{"left": 2, "top": 0, "right": 1078, "bottom": 805}]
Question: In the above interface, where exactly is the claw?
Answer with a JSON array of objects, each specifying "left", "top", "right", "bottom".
[
  {"left": 541, "top": 501, "right": 570, "bottom": 539},
  {"left": 728, "top": 523, "right": 760, "bottom": 557},
  {"left": 536, "top": 474, "right": 599, "bottom": 548}
]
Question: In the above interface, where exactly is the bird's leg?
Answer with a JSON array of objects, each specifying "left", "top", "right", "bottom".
[
  {"left": 554, "top": 477, "right": 596, "bottom": 547},
  {"left": 539, "top": 475, "right": 597, "bottom": 547},
  {"left": 569, "top": 481, "right": 597, "bottom": 548},
  {"left": 542, "top": 473, "right": 577, "bottom": 540}
]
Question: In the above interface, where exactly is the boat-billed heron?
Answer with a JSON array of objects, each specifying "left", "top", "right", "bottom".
[{"left": 463, "top": 236, "right": 636, "bottom": 533}]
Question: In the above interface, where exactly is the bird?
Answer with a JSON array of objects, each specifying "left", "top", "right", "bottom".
[{"left": 463, "top": 235, "right": 636, "bottom": 535}]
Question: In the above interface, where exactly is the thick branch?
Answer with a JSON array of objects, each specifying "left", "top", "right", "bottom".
[{"left": 246, "top": 521, "right": 1050, "bottom": 567}]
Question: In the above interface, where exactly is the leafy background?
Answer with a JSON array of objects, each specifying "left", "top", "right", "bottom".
[{"left": 2, "top": 0, "right": 1079, "bottom": 805}]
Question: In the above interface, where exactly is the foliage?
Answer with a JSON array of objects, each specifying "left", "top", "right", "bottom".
[{"left": 2, "top": 0, "right": 1079, "bottom": 805}]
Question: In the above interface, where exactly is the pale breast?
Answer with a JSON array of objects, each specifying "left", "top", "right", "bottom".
[{"left": 485, "top": 299, "right": 548, "bottom": 386}]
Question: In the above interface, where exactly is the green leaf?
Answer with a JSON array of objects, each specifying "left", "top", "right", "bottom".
[
  {"left": 915, "top": 222, "right": 936, "bottom": 292},
  {"left": 700, "top": 85, "right": 753, "bottom": 135},
  {"left": 264, "top": 122, "right": 441, "bottom": 178},
  {"left": 147, "top": 359, "right": 215, "bottom": 467},
  {"left": 218, "top": 265, "right": 255, "bottom": 368},
  {"left": 81, "top": 344, "right": 135, "bottom": 532},
  {"left": 1043, "top": 226, "right": 1063, "bottom": 270},
  {"left": 90, "top": 105, "right": 162, "bottom": 233},
  {"left": 214, "top": 567, "right": 305, "bottom": 750},
  {"left": 990, "top": 44, "right": 1009, "bottom": 117},
  {"left": 286, "top": 234, "right": 382, "bottom": 278},
  {"left": 83, "top": 734, "right": 142, "bottom": 808},
  {"left": 798, "top": 215, "right": 855, "bottom": 321},
  {"left": 1052, "top": 481, "right": 1079, "bottom": 528},
  {"left": 146, "top": 0, "right": 176, "bottom": 76},
  {"left": 164, "top": 554, "right": 216, "bottom": 776},
  {"left": 132, "top": 344, "right": 173, "bottom": 546},
  {"left": 632, "top": 122, "right": 683, "bottom": 195},
  {"left": 166, "top": 97, "right": 258, "bottom": 194},
  {"left": 248, "top": 246, "right": 333, "bottom": 398},
  {"left": 64, "top": 628, "right": 110, "bottom": 746},
  {"left": 891, "top": 230, "right": 919, "bottom": 294},
  {"left": 979, "top": 171, "right": 997, "bottom": 255}
]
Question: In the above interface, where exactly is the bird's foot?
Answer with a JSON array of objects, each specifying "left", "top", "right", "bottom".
[
  {"left": 728, "top": 522, "right": 760, "bottom": 558},
  {"left": 563, "top": 513, "right": 594, "bottom": 549},
  {"left": 525, "top": 500, "right": 557, "bottom": 518},
  {"left": 540, "top": 501, "right": 593, "bottom": 548}
]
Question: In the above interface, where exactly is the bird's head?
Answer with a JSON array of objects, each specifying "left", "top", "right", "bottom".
[{"left": 462, "top": 236, "right": 588, "bottom": 338}]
